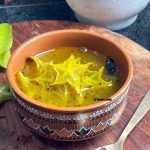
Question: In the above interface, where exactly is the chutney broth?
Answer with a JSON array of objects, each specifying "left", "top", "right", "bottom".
[{"left": 16, "top": 47, "right": 122, "bottom": 107}]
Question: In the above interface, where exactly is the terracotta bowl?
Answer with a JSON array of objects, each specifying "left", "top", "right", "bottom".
[{"left": 7, "top": 30, "right": 133, "bottom": 141}]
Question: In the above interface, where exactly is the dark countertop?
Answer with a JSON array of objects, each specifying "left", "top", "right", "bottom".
[{"left": 0, "top": 0, "right": 150, "bottom": 50}]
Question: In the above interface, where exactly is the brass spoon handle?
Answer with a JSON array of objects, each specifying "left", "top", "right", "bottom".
[{"left": 118, "top": 88, "right": 150, "bottom": 143}]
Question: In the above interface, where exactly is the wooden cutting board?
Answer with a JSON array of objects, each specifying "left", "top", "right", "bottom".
[{"left": 0, "top": 20, "right": 150, "bottom": 150}]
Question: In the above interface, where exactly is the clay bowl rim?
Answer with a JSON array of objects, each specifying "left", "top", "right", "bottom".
[{"left": 7, "top": 29, "right": 133, "bottom": 113}]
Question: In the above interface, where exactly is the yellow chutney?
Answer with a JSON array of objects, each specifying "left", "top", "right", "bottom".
[{"left": 16, "top": 47, "right": 122, "bottom": 107}]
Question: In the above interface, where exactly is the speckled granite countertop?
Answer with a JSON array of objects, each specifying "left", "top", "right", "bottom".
[{"left": 0, "top": 0, "right": 149, "bottom": 50}]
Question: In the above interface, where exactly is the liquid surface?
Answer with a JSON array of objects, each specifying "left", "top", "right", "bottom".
[{"left": 16, "top": 47, "right": 122, "bottom": 107}]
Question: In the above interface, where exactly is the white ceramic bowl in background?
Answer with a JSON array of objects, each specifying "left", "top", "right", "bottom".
[{"left": 66, "top": 0, "right": 150, "bottom": 30}]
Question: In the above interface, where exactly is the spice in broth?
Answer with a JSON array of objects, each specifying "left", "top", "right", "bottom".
[{"left": 16, "top": 47, "right": 122, "bottom": 107}]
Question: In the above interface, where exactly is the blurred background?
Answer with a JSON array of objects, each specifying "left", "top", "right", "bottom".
[{"left": 0, "top": 0, "right": 149, "bottom": 50}]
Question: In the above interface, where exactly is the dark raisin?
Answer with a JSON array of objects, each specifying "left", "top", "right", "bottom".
[
  {"left": 105, "top": 56, "right": 116, "bottom": 74},
  {"left": 94, "top": 98, "right": 104, "bottom": 101},
  {"left": 94, "top": 98, "right": 112, "bottom": 101}
]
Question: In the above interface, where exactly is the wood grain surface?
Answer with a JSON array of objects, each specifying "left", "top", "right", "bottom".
[{"left": 0, "top": 20, "right": 150, "bottom": 150}]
